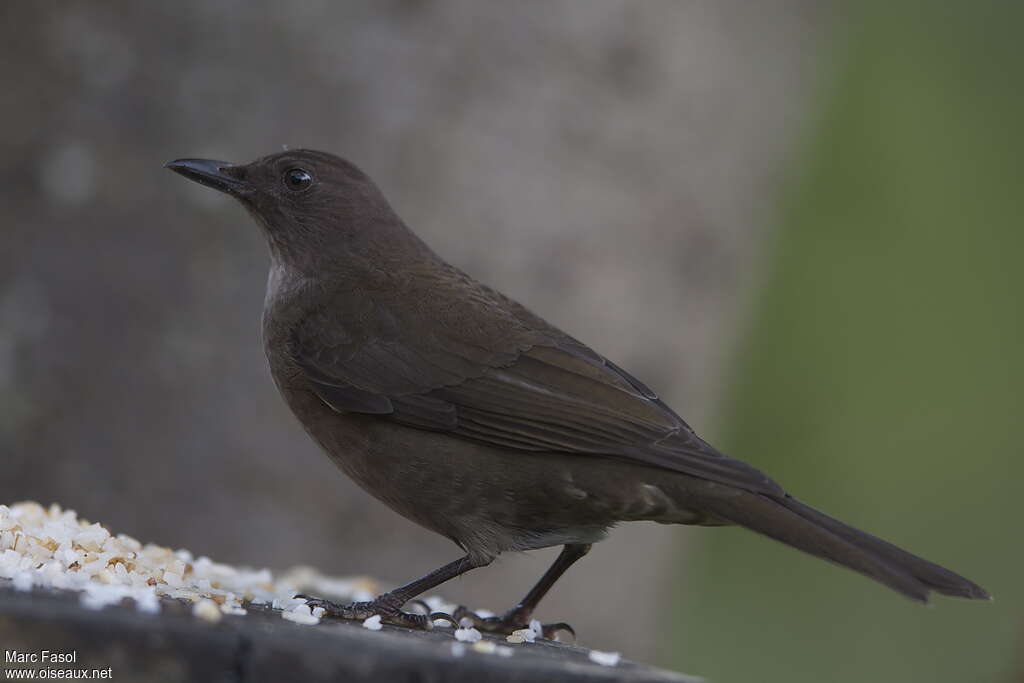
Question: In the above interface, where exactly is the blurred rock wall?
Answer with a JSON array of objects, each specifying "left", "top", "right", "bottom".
[{"left": 0, "top": 0, "right": 823, "bottom": 660}]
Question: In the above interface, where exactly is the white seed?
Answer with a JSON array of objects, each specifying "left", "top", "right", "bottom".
[
  {"left": 193, "top": 599, "right": 222, "bottom": 623},
  {"left": 454, "top": 627, "right": 482, "bottom": 643},
  {"left": 588, "top": 650, "right": 622, "bottom": 667}
]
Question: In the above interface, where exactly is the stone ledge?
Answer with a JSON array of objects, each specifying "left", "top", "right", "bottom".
[{"left": 0, "top": 582, "right": 698, "bottom": 682}]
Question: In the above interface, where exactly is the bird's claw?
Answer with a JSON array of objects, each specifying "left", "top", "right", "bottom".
[
  {"left": 539, "top": 621, "right": 575, "bottom": 641},
  {"left": 293, "top": 594, "right": 457, "bottom": 630},
  {"left": 427, "top": 611, "right": 460, "bottom": 628},
  {"left": 451, "top": 605, "right": 576, "bottom": 642}
]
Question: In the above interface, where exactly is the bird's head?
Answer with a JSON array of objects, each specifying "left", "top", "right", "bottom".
[{"left": 166, "top": 149, "right": 420, "bottom": 271}]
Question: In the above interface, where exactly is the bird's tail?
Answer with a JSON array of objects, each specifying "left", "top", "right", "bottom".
[{"left": 692, "top": 487, "right": 990, "bottom": 602}]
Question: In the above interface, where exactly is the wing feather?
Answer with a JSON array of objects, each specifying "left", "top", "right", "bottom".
[{"left": 292, "top": 287, "right": 783, "bottom": 496}]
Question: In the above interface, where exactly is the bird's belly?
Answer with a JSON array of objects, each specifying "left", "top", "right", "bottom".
[{"left": 276, "top": 379, "right": 719, "bottom": 561}]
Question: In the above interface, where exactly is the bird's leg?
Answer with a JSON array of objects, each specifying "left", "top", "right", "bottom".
[
  {"left": 455, "top": 543, "right": 590, "bottom": 639},
  {"left": 298, "top": 554, "right": 487, "bottom": 630}
]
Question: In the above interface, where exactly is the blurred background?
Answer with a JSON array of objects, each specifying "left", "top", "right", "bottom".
[{"left": 0, "top": 1, "right": 1018, "bottom": 681}]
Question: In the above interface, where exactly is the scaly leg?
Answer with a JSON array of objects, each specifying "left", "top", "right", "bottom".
[
  {"left": 298, "top": 554, "right": 489, "bottom": 629},
  {"left": 455, "top": 543, "right": 591, "bottom": 639}
]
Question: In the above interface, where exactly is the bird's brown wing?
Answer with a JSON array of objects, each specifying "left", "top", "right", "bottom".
[{"left": 291, "top": 289, "right": 783, "bottom": 496}]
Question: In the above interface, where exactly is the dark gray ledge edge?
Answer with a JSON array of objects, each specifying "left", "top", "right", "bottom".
[{"left": 0, "top": 582, "right": 699, "bottom": 683}]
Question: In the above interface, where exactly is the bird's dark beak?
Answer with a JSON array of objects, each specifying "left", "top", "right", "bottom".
[{"left": 164, "top": 158, "right": 247, "bottom": 195}]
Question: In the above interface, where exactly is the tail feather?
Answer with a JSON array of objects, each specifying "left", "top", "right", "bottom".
[
  {"left": 696, "top": 488, "right": 990, "bottom": 602},
  {"left": 778, "top": 495, "right": 990, "bottom": 600}
]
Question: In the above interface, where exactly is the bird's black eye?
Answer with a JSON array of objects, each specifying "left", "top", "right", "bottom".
[{"left": 283, "top": 168, "right": 313, "bottom": 192}]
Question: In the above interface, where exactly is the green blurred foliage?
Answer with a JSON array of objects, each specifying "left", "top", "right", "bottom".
[{"left": 667, "top": 2, "right": 1023, "bottom": 682}]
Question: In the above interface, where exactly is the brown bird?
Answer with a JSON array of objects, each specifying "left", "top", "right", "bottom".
[{"left": 166, "top": 150, "right": 989, "bottom": 635}]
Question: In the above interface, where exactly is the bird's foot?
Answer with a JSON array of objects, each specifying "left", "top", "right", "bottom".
[
  {"left": 452, "top": 605, "right": 575, "bottom": 641},
  {"left": 294, "top": 593, "right": 458, "bottom": 630}
]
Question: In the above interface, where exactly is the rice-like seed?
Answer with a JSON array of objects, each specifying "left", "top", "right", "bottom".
[
  {"left": 12, "top": 571, "right": 33, "bottom": 592},
  {"left": 80, "top": 558, "right": 106, "bottom": 575},
  {"left": 588, "top": 650, "right": 622, "bottom": 667},
  {"left": 116, "top": 534, "right": 141, "bottom": 552},
  {"left": 0, "top": 501, "right": 502, "bottom": 637},
  {"left": 80, "top": 584, "right": 130, "bottom": 611},
  {"left": 362, "top": 614, "right": 383, "bottom": 631},
  {"left": 528, "top": 619, "right": 543, "bottom": 639},
  {"left": 454, "top": 627, "right": 482, "bottom": 643},
  {"left": 55, "top": 544, "right": 79, "bottom": 567},
  {"left": 273, "top": 596, "right": 308, "bottom": 611},
  {"left": 282, "top": 605, "right": 320, "bottom": 626},
  {"left": 193, "top": 599, "right": 222, "bottom": 622},
  {"left": 507, "top": 629, "right": 535, "bottom": 644},
  {"left": 134, "top": 590, "right": 160, "bottom": 614}
]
